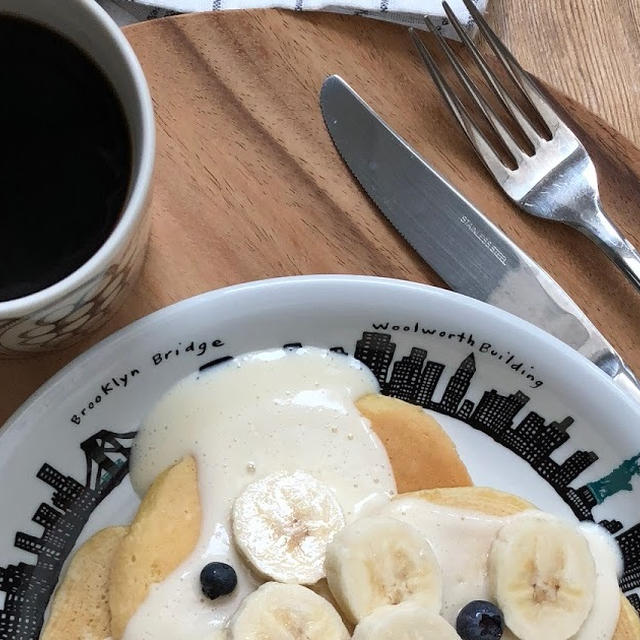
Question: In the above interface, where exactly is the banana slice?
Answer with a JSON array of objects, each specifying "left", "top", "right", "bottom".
[
  {"left": 324, "top": 515, "right": 442, "bottom": 623},
  {"left": 489, "top": 513, "right": 596, "bottom": 640},
  {"left": 352, "top": 602, "right": 461, "bottom": 640},
  {"left": 229, "top": 582, "right": 350, "bottom": 639},
  {"left": 232, "top": 471, "right": 345, "bottom": 584}
]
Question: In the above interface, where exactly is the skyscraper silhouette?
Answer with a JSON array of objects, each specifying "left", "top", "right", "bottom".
[
  {"left": 470, "top": 390, "right": 529, "bottom": 434},
  {"left": 599, "top": 520, "right": 624, "bottom": 534},
  {"left": 564, "top": 485, "right": 598, "bottom": 520},
  {"left": 37, "top": 465, "right": 84, "bottom": 511},
  {"left": 457, "top": 399, "right": 475, "bottom": 420},
  {"left": 618, "top": 524, "right": 640, "bottom": 570},
  {"left": 515, "top": 412, "right": 545, "bottom": 440},
  {"left": 535, "top": 422, "right": 571, "bottom": 456},
  {"left": 617, "top": 523, "right": 640, "bottom": 592},
  {"left": 386, "top": 348, "right": 427, "bottom": 403},
  {"left": 354, "top": 332, "right": 396, "bottom": 388},
  {"left": 437, "top": 354, "right": 476, "bottom": 415},
  {"left": 416, "top": 360, "right": 445, "bottom": 407},
  {"left": 557, "top": 450, "right": 599, "bottom": 487}
]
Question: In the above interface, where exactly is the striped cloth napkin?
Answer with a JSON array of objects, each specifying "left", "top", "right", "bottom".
[{"left": 97, "top": 0, "right": 486, "bottom": 32}]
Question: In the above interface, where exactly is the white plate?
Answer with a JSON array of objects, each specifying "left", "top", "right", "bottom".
[{"left": 1, "top": 275, "right": 639, "bottom": 639}]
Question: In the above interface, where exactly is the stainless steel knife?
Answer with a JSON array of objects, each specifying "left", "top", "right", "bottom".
[{"left": 319, "top": 74, "right": 640, "bottom": 404}]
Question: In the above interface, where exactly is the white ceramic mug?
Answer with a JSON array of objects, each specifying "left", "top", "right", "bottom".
[{"left": 0, "top": 0, "right": 155, "bottom": 357}]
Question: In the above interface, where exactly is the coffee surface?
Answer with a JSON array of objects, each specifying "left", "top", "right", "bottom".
[{"left": 0, "top": 15, "right": 132, "bottom": 302}]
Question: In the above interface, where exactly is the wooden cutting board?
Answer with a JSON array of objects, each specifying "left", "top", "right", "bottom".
[{"left": 1, "top": 10, "right": 640, "bottom": 425}]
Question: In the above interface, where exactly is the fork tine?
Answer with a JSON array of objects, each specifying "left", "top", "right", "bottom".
[
  {"left": 458, "top": 0, "right": 562, "bottom": 133},
  {"left": 410, "top": 29, "right": 512, "bottom": 185},
  {"left": 423, "top": 16, "right": 526, "bottom": 165},
  {"left": 442, "top": 2, "right": 545, "bottom": 148}
]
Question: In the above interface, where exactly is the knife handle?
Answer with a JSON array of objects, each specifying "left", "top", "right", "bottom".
[
  {"left": 591, "top": 349, "right": 640, "bottom": 405},
  {"left": 612, "top": 364, "right": 640, "bottom": 406}
]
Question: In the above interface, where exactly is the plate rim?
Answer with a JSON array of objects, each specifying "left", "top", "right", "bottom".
[{"left": 3, "top": 274, "right": 639, "bottom": 443}]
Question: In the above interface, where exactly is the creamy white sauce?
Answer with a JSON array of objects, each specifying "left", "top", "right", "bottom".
[
  {"left": 573, "top": 523, "right": 623, "bottom": 640},
  {"left": 123, "top": 346, "right": 621, "bottom": 640},
  {"left": 125, "top": 347, "right": 397, "bottom": 639},
  {"left": 378, "top": 497, "right": 511, "bottom": 624},
  {"left": 378, "top": 497, "right": 622, "bottom": 640}
]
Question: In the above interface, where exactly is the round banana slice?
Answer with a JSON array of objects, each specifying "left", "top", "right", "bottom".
[
  {"left": 352, "top": 602, "right": 461, "bottom": 640},
  {"left": 489, "top": 513, "right": 596, "bottom": 640},
  {"left": 324, "top": 515, "right": 442, "bottom": 623},
  {"left": 229, "top": 582, "right": 350, "bottom": 640},
  {"left": 232, "top": 471, "right": 345, "bottom": 584}
]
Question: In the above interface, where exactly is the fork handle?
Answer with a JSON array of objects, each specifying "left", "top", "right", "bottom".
[{"left": 579, "top": 205, "right": 640, "bottom": 293}]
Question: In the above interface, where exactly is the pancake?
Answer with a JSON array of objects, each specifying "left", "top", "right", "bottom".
[
  {"left": 108, "top": 455, "right": 202, "bottom": 639},
  {"left": 356, "top": 394, "right": 472, "bottom": 492},
  {"left": 40, "top": 526, "right": 128, "bottom": 640}
]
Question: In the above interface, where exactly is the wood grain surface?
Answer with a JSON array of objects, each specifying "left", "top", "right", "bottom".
[
  {"left": 489, "top": 0, "right": 640, "bottom": 148},
  {"left": 1, "top": 9, "right": 640, "bottom": 426}
]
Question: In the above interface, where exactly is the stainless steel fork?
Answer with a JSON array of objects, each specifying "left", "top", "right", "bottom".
[{"left": 410, "top": 0, "right": 640, "bottom": 293}]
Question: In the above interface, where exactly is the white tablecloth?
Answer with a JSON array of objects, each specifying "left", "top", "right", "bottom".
[{"left": 96, "top": 0, "right": 486, "bottom": 33}]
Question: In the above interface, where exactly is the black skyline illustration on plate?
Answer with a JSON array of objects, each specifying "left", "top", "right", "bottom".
[
  {"left": 0, "top": 430, "right": 135, "bottom": 640},
  {"left": 1, "top": 330, "right": 638, "bottom": 640}
]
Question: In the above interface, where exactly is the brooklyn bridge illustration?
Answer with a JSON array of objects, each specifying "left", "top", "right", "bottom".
[
  {"left": 354, "top": 331, "right": 640, "bottom": 612},
  {"left": 0, "top": 429, "right": 135, "bottom": 640}
]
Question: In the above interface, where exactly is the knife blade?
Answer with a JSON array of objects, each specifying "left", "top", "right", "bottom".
[{"left": 319, "top": 74, "right": 640, "bottom": 404}]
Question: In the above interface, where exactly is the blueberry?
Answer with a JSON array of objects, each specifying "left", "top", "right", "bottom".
[
  {"left": 200, "top": 562, "right": 237, "bottom": 600},
  {"left": 456, "top": 600, "right": 504, "bottom": 640}
]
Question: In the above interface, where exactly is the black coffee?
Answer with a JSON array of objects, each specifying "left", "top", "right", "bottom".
[{"left": 0, "top": 15, "right": 132, "bottom": 302}]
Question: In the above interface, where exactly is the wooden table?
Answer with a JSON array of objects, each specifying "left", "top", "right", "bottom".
[
  {"left": 1, "top": 4, "right": 639, "bottom": 426},
  {"left": 491, "top": 0, "right": 640, "bottom": 147}
]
